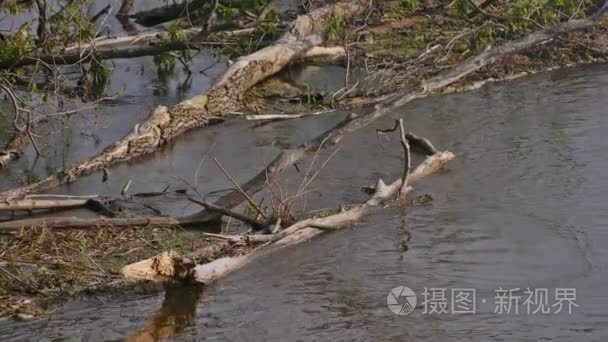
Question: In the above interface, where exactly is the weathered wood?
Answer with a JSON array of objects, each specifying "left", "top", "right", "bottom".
[
  {"left": 3, "top": 2, "right": 607, "bottom": 204},
  {"left": 0, "top": 28, "right": 205, "bottom": 69},
  {"left": 0, "top": 199, "right": 89, "bottom": 211},
  {"left": 0, "top": 1, "right": 369, "bottom": 201},
  {"left": 0, "top": 7, "right": 345, "bottom": 70},
  {"left": 183, "top": 1, "right": 608, "bottom": 221},
  {"left": 187, "top": 197, "right": 266, "bottom": 230},
  {"left": 121, "top": 150, "right": 455, "bottom": 284}
]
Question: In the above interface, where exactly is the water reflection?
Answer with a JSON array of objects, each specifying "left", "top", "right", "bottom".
[{"left": 127, "top": 283, "right": 204, "bottom": 342}]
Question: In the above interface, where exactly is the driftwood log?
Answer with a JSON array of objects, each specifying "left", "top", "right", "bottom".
[
  {"left": 183, "top": 1, "right": 608, "bottom": 222},
  {"left": 121, "top": 143, "right": 454, "bottom": 283},
  {"left": 0, "top": 44, "right": 342, "bottom": 171},
  {"left": 0, "top": 0, "right": 606, "bottom": 222},
  {"left": 1, "top": 2, "right": 607, "bottom": 209},
  {"left": 0, "top": 28, "right": 207, "bottom": 69},
  {"left": 0, "top": 198, "right": 92, "bottom": 212},
  {"left": 0, "top": 1, "right": 369, "bottom": 199}
]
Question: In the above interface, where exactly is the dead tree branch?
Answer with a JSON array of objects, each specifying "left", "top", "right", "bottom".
[
  {"left": 121, "top": 147, "right": 454, "bottom": 283},
  {"left": 180, "top": 2, "right": 608, "bottom": 222},
  {"left": 187, "top": 197, "right": 266, "bottom": 230},
  {"left": 0, "top": 1, "right": 370, "bottom": 201},
  {"left": 397, "top": 119, "right": 410, "bottom": 199}
]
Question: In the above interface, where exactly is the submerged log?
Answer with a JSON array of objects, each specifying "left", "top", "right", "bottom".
[
  {"left": 0, "top": 1, "right": 369, "bottom": 201},
  {"left": 183, "top": 1, "right": 608, "bottom": 222},
  {"left": 121, "top": 148, "right": 455, "bottom": 283},
  {"left": 2, "top": 2, "right": 607, "bottom": 204}
]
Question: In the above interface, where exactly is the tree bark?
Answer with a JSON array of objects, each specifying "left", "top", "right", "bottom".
[
  {"left": 1, "top": 1, "right": 607, "bottom": 204},
  {"left": 0, "top": 1, "right": 370, "bottom": 201},
  {"left": 183, "top": 1, "right": 608, "bottom": 222},
  {"left": 0, "top": 198, "right": 90, "bottom": 211},
  {"left": 121, "top": 150, "right": 455, "bottom": 283}
]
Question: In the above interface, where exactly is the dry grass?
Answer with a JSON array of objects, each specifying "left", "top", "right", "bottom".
[{"left": 0, "top": 224, "right": 210, "bottom": 319}]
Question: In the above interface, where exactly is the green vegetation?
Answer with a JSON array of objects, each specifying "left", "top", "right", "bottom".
[
  {"left": 153, "top": 52, "right": 178, "bottom": 75},
  {"left": 453, "top": 0, "right": 473, "bottom": 17},
  {"left": 49, "top": 0, "right": 95, "bottom": 45},
  {"left": 393, "top": 0, "right": 420, "bottom": 17},
  {"left": 326, "top": 12, "right": 352, "bottom": 44},
  {"left": 462, "top": 0, "right": 597, "bottom": 51},
  {"left": 256, "top": 9, "right": 280, "bottom": 35},
  {"left": 89, "top": 58, "right": 111, "bottom": 98},
  {"left": 0, "top": 28, "right": 35, "bottom": 66}
]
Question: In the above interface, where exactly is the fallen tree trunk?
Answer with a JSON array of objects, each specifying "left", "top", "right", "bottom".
[
  {"left": 0, "top": 44, "right": 343, "bottom": 170},
  {"left": 2, "top": 2, "right": 607, "bottom": 204},
  {"left": 0, "top": 198, "right": 91, "bottom": 211},
  {"left": 121, "top": 147, "right": 455, "bottom": 283},
  {"left": 0, "top": 28, "right": 205, "bottom": 69},
  {"left": 0, "top": 197, "right": 116, "bottom": 217},
  {"left": 1, "top": 3, "right": 346, "bottom": 70},
  {"left": 183, "top": 1, "right": 608, "bottom": 222},
  {"left": 1, "top": 2, "right": 280, "bottom": 69},
  {"left": 0, "top": 1, "right": 369, "bottom": 201}
]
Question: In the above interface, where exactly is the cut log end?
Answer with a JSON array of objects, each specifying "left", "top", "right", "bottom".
[
  {"left": 121, "top": 251, "right": 195, "bottom": 282},
  {"left": 121, "top": 149, "right": 455, "bottom": 285}
]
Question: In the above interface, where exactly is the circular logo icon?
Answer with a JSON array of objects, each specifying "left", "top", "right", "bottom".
[{"left": 387, "top": 285, "right": 417, "bottom": 315}]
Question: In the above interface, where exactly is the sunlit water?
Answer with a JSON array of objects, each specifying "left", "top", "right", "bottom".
[{"left": 1, "top": 49, "right": 608, "bottom": 341}]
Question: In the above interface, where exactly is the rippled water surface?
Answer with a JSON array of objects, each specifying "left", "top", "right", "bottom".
[{"left": 1, "top": 59, "right": 608, "bottom": 341}]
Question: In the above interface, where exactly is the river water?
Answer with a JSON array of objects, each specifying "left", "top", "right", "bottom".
[{"left": 1, "top": 53, "right": 608, "bottom": 340}]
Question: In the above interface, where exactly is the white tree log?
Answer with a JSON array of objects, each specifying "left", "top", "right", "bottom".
[
  {"left": 121, "top": 150, "right": 454, "bottom": 283},
  {"left": 0, "top": 1, "right": 369, "bottom": 201}
]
